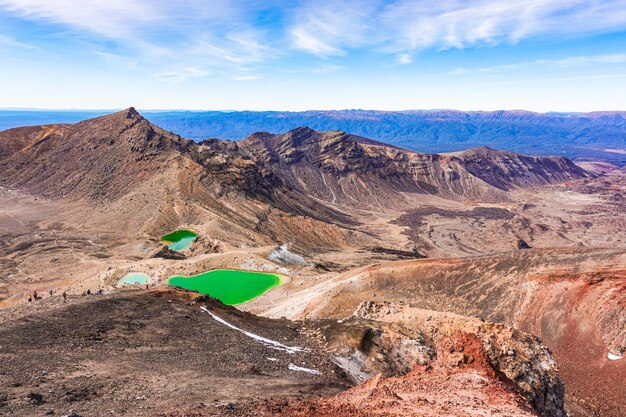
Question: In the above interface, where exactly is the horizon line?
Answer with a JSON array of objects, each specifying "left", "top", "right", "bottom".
[{"left": 2, "top": 107, "right": 626, "bottom": 115}]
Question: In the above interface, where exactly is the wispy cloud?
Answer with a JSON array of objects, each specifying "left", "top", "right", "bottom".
[
  {"left": 397, "top": 54, "right": 412, "bottom": 64},
  {"left": 0, "top": 0, "right": 159, "bottom": 38},
  {"left": 0, "top": 33, "right": 34, "bottom": 49},
  {"left": 231, "top": 74, "right": 261, "bottom": 81},
  {"left": 0, "top": 0, "right": 268, "bottom": 64},
  {"left": 289, "top": 1, "right": 380, "bottom": 56},
  {"left": 291, "top": 27, "right": 343, "bottom": 57},
  {"left": 508, "top": 73, "right": 626, "bottom": 84},
  {"left": 541, "top": 53, "right": 626, "bottom": 67},
  {"left": 450, "top": 53, "right": 626, "bottom": 75},
  {"left": 153, "top": 67, "right": 208, "bottom": 83},
  {"left": 0, "top": 0, "right": 239, "bottom": 38},
  {"left": 289, "top": 1, "right": 626, "bottom": 56},
  {"left": 312, "top": 64, "right": 344, "bottom": 74},
  {"left": 449, "top": 67, "right": 468, "bottom": 75},
  {"left": 2, "top": 0, "right": 626, "bottom": 71},
  {"left": 187, "top": 29, "right": 278, "bottom": 67},
  {"left": 94, "top": 50, "right": 139, "bottom": 69}
]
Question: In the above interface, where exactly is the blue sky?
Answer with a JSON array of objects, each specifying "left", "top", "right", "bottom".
[{"left": 1, "top": 0, "right": 626, "bottom": 111}]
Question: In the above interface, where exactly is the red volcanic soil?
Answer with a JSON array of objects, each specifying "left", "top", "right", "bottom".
[
  {"left": 520, "top": 274, "right": 626, "bottom": 417},
  {"left": 276, "top": 249, "right": 626, "bottom": 417},
  {"left": 170, "top": 332, "right": 540, "bottom": 417}
]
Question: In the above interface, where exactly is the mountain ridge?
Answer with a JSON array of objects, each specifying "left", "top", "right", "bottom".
[
  {"left": 0, "top": 108, "right": 591, "bottom": 209},
  {"left": 2, "top": 108, "right": 626, "bottom": 165}
]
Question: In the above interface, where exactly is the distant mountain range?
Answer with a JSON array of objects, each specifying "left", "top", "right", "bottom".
[
  {"left": 1, "top": 109, "right": 625, "bottom": 165},
  {"left": 0, "top": 108, "right": 590, "bottom": 212}
]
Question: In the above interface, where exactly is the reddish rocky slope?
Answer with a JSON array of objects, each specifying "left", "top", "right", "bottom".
[{"left": 271, "top": 248, "right": 625, "bottom": 417}]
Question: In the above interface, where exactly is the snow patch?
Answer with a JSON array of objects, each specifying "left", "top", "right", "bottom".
[
  {"left": 200, "top": 306, "right": 309, "bottom": 354},
  {"left": 269, "top": 244, "right": 308, "bottom": 266},
  {"left": 608, "top": 352, "right": 623, "bottom": 361},
  {"left": 240, "top": 256, "right": 294, "bottom": 277},
  {"left": 288, "top": 363, "right": 321, "bottom": 375}
]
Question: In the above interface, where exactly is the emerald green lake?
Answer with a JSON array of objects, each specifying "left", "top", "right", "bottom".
[
  {"left": 161, "top": 229, "right": 198, "bottom": 251},
  {"left": 168, "top": 269, "right": 282, "bottom": 305},
  {"left": 118, "top": 272, "right": 149, "bottom": 286}
]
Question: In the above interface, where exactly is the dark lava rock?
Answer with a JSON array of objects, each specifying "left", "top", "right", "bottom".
[
  {"left": 64, "top": 387, "right": 94, "bottom": 402},
  {"left": 151, "top": 246, "right": 187, "bottom": 260},
  {"left": 370, "top": 246, "right": 426, "bottom": 259},
  {"left": 27, "top": 392, "right": 44, "bottom": 405}
]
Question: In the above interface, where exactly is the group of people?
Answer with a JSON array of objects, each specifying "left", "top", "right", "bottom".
[
  {"left": 27, "top": 289, "right": 67, "bottom": 302},
  {"left": 28, "top": 282, "right": 149, "bottom": 303}
]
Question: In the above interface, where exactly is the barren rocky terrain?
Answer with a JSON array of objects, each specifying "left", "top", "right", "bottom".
[{"left": 0, "top": 109, "right": 624, "bottom": 417}]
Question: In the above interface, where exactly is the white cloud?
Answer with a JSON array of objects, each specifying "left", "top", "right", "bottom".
[
  {"left": 291, "top": 28, "right": 343, "bottom": 57},
  {"left": 289, "top": 1, "right": 380, "bottom": 56},
  {"left": 0, "top": 0, "right": 264, "bottom": 61},
  {"left": 289, "top": 0, "right": 626, "bottom": 56},
  {"left": 94, "top": 51, "right": 139, "bottom": 69},
  {"left": 546, "top": 53, "right": 626, "bottom": 66},
  {"left": 0, "top": 0, "right": 236, "bottom": 38},
  {"left": 449, "top": 67, "right": 468, "bottom": 75},
  {"left": 0, "top": 0, "right": 158, "bottom": 38},
  {"left": 450, "top": 53, "right": 626, "bottom": 75},
  {"left": 2, "top": 0, "right": 626, "bottom": 67},
  {"left": 381, "top": 0, "right": 626, "bottom": 51},
  {"left": 0, "top": 34, "right": 34, "bottom": 49},
  {"left": 0, "top": 0, "right": 281, "bottom": 83},
  {"left": 153, "top": 67, "right": 208, "bottom": 83},
  {"left": 232, "top": 74, "right": 261, "bottom": 81},
  {"left": 398, "top": 54, "right": 412, "bottom": 64},
  {"left": 312, "top": 64, "right": 344, "bottom": 74}
]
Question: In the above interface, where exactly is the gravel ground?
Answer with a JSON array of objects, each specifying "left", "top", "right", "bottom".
[{"left": 0, "top": 289, "right": 350, "bottom": 417}]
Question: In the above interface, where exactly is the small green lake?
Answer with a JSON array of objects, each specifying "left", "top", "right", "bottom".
[
  {"left": 161, "top": 229, "right": 198, "bottom": 251},
  {"left": 168, "top": 269, "right": 283, "bottom": 305},
  {"left": 118, "top": 272, "right": 149, "bottom": 286}
]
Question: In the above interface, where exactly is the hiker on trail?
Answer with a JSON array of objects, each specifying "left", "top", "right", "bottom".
[
  {"left": 49, "top": 289, "right": 53, "bottom": 297},
  {"left": 28, "top": 294, "right": 32, "bottom": 302},
  {"left": 33, "top": 291, "right": 38, "bottom": 300},
  {"left": 62, "top": 291, "right": 67, "bottom": 301},
  {"left": 146, "top": 284, "right": 149, "bottom": 290}
]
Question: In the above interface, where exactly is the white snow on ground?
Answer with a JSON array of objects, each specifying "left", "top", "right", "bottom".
[
  {"left": 288, "top": 363, "right": 321, "bottom": 375},
  {"left": 269, "top": 244, "right": 308, "bottom": 266},
  {"left": 608, "top": 352, "right": 623, "bottom": 360},
  {"left": 200, "top": 306, "right": 309, "bottom": 354},
  {"left": 239, "top": 257, "right": 295, "bottom": 277}
]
